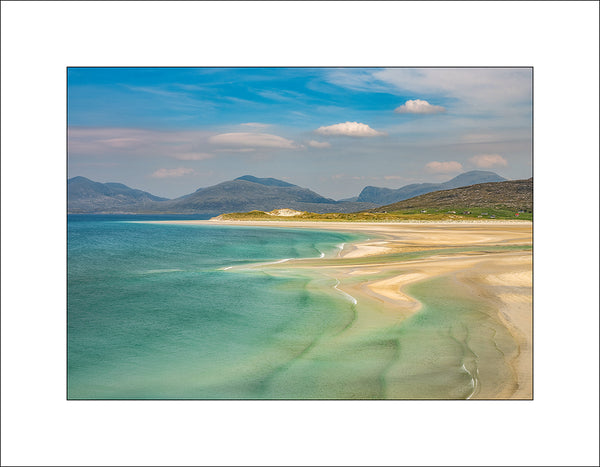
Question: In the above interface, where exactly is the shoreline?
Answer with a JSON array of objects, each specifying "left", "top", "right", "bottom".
[{"left": 147, "top": 219, "right": 533, "bottom": 399}]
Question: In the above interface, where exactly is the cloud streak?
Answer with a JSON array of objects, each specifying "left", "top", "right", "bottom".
[
  {"left": 68, "top": 127, "right": 215, "bottom": 160},
  {"left": 395, "top": 99, "right": 445, "bottom": 114},
  {"left": 240, "top": 122, "right": 270, "bottom": 130},
  {"left": 326, "top": 68, "right": 532, "bottom": 114},
  {"left": 209, "top": 132, "right": 301, "bottom": 149},
  {"left": 315, "top": 121, "right": 386, "bottom": 137},
  {"left": 172, "top": 152, "right": 214, "bottom": 161}
]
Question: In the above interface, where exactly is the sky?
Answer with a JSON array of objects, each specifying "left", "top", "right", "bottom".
[{"left": 68, "top": 67, "right": 533, "bottom": 199}]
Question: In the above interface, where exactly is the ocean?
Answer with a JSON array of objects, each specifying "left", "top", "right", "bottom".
[
  {"left": 67, "top": 215, "right": 365, "bottom": 399},
  {"left": 68, "top": 216, "right": 523, "bottom": 399}
]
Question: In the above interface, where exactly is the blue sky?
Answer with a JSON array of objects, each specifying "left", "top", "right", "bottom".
[{"left": 68, "top": 67, "right": 532, "bottom": 199}]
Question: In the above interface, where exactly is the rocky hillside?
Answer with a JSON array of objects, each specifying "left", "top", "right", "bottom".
[{"left": 369, "top": 178, "right": 532, "bottom": 213}]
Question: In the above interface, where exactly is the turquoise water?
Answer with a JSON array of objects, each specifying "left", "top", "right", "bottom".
[
  {"left": 68, "top": 217, "right": 525, "bottom": 399},
  {"left": 67, "top": 216, "right": 363, "bottom": 399}
]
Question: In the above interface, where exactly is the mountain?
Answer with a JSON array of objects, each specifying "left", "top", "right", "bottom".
[
  {"left": 357, "top": 170, "right": 507, "bottom": 205},
  {"left": 234, "top": 175, "right": 296, "bottom": 187},
  {"left": 68, "top": 176, "right": 168, "bottom": 213},
  {"left": 67, "top": 175, "right": 377, "bottom": 214},
  {"left": 369, "top": 178, "right": 533, "bottom": 213},
  {"left": 158, "top": 177, "right": 376, "bottom": 214},
  {"left": 337, "top": 196, "right": 359, "bottom": 202}
]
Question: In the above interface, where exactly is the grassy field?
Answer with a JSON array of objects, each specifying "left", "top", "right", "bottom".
[{"left": 215, "top": 206, "right": 532, "bottom": 222}]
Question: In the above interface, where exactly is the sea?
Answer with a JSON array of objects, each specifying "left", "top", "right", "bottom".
[
  {"left": 67, "top": 215, "right": 365, "bottom": 399},
  {"left": 68, "top": 215, "right": 520, "bottom": 399}
]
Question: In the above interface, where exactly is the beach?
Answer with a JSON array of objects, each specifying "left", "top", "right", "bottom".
[{"left": 152, "top": 220, "right": 533, "bottom": 399}]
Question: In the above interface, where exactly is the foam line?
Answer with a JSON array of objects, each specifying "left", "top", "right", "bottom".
[{"left": 334, "top": 279, "right": 358, "bottom": 305}]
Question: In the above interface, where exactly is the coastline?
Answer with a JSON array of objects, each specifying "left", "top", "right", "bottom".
[{"left": 148, "top": 219, "right": 532, "bottom": 399}]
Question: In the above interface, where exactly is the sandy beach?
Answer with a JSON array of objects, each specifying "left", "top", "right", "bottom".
[{"left": 152, "top": 219, "right": 533, "bottom": 399}]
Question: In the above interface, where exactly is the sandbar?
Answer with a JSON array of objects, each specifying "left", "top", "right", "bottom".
[{"left": 151, "top": 219, "right": 532, "bottom": 399}]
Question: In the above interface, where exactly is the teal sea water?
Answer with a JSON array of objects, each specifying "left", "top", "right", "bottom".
[
  {"left": 68, "top": 216, "right": 525, "bottom": 399},
  {"left": 67, "top": 216, "right": 364, "bottom": 399}
]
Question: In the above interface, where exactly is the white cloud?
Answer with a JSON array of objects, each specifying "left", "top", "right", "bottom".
[
  {"left": 151, "top": 167, "right": 195, "bottom": 178},
  {"left": 308, "top": 140, "right": 331, "bottom": 148},
  {"left": 469, "top": 154, "right": 508, "bottom": 168},
  {"left": 208, "top": 132, "right": 301, "bottom": 149},
  {"left": 425, "top": 161, "right": 463, "bottom": 173},
  {"left": 315, "top": 121, "right": 386, "bottom": 137},
  {"left": 326, "top": 68, "right": 532, "bottom": 114},
  {"left": 395, "top": 99, "right": 446, "bottom": 114}
]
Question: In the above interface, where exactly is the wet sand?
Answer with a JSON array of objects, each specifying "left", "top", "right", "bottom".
[{"left": 151, "top": 220, "right": 532, "bottom": 399}]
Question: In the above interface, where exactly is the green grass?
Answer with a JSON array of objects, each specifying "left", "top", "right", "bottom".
[
  {"left": 216, "top": 206, "right": 532, "bottom": 222},
  {"left": 383, "top": 206, "right": 533, "bottom": 221}
]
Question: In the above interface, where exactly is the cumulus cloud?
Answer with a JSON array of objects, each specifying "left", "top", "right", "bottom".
[
  {"left": 425, "top": 161, "right": 463, "bottom": 173},
  {"left": 315, "top": 121, "right": 386, "bottom": 137},
  {"left": 209, "top": 132, "right": 301, "bottom": 149},
  {"left": 469, "top": 154, "right": 508, "bottom": 168},
  {"left": 394, "top": 99, "right": 446, "bottom": 114},
  {"left": 308, "top": 140, "right": 331, "bottom": 148},
  {"left": 151, "top": 167, "right": 195, "bottom": 178}
]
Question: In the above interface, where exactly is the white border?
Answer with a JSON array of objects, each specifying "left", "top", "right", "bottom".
[{"left": 2, "top": 2, "right": 599, "bottom": 466}]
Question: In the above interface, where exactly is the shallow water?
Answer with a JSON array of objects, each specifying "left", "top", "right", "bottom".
[
  {"left": 68, "top": 218, "right": 522, "bottom": 399},
  {"left": 384, "top": 275, "right": 519, "bottom": 399},
  {"left": 67, "top": 218, "right": 363, "bottom": 399}
]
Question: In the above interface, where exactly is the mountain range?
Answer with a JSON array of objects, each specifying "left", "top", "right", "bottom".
[
  {"left": 67, "top": 175, "right": 377, "bottom": 214},
  {"left": 357, "top": 170, "right": 506, "bottom": 205},
  {"left": 152, "top": 176, "right": 376, "bottom": 214},
  {"left": 67, "top": 170, "right": 513, "bottom": 214},
  {"left": 67, "top": 176, "right": 168, "bottom": 213}
]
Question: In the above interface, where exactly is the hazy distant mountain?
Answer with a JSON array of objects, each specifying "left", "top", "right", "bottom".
[
  {"left": 357, "top": 171, "right": 507, "bottom": 205},
  {"left": 369, "top": 178, "right": 532, "bottom": 213},
  {"left": 68, "top": 176, "right": 168, "bottom": 213},
  {"left": 159, "top": 176, "right": 376, "bottom": 214},
  {"left": 234, "top": 175, "right": 296, "bottom": 187},
  {"left": 67, "top": 175, "right": 377, "bottom": 214}
]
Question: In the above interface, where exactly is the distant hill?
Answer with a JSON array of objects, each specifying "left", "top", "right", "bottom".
[
  {"left": 357, "top": 170, "right": 507, "bottom": 205},
  {"left": 67, "top": 175, "right": 377, "bottom": 214},
  {"left": 235, "top": 175, "right": 296, "bottom": 187},
  {"left": 68, "top": 176, "right": 168, "bottom": 213},
  {"left": 158, "top": 177, "right": 376, "bottom": 214},
  {"left": 369, "top": 178, "right": 533, "bottom": 213}
]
